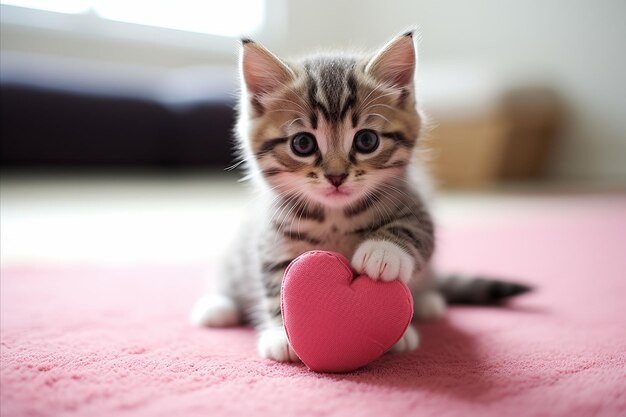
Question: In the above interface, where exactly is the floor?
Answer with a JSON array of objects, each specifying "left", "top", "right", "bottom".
[
  {"left": 3, "top": 172, "right": 624, "bottom": 266},
  {"left": 2, "top": 174, "right": 625, "bottom": 417}
]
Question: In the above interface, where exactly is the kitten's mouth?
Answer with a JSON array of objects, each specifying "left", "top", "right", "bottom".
[
  {"left": 318, "top": 186, "right": 358, "bottom": 207},
  {"left": 325, "top": 187, "right": 351, "bottom": 197},
  {"left": 315, "top": 185, "right": 364, "bottom": 208}
]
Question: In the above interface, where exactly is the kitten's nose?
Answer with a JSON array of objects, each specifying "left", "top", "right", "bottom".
[{"left": 325, "top": 173, "right": 348, "bottom": 188}]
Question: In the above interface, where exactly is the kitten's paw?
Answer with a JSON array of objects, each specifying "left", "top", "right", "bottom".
[
  {"left": 257, "top": 326, "right": 300, "bottom": 362},
  {"left": 352, "top": 240, "right": 414, "bottom": 283},
  {"left": 389, "top": 326, "right": 420, "bottom": 353},
  {"left": 413, "top": 291, "right": 446, "bottom": 321},
  {"left": 190, "top": 294, "right": 240, "bottom": 327}
]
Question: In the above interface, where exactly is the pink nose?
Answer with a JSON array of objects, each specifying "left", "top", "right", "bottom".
[{"left": 325, "top": 174, "right": 348, "bottom": 187}]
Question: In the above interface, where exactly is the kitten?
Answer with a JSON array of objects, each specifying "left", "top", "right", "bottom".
[{"left": 191, "top": 31, "right": 530, "bottom": 362}]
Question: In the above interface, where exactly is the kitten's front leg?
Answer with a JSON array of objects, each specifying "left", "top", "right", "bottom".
[
  {"left": 256, "top": 265, "right": 300, "bottom": 362},
  {"left": 257, "top": 325, "right": 299, "bottom": 362},
  {"left": 389, "top": 326, "right": 420, "bottom": 353},
  {"left": 351, "top": 212, "right": 434, "bottom": 284},
  {"left": 351, "top": 222, "right": 435, "bottom": 353},
  {"left": 351, "top": 240, "right": 419, "bottom": 283}
]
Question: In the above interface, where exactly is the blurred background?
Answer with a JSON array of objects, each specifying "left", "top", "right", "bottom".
[{"left": 1, "top": 0, "right": 625, "bottom": 266}]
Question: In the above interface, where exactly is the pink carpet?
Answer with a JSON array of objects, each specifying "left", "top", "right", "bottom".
[{"left": 2, "top": 196, "right": 626, "bottom": 417}]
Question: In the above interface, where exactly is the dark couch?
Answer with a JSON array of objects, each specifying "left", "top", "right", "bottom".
[{"left": 1, "top": 53, "right": 238, "bottom": 169}]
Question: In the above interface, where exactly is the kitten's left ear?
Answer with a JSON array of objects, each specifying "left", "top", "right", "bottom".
[
  {"left": 366, "top": 31, "right": 416, "bottom": 87},
  {"left": 240, "top": 39, "right": 295, "bottom": 97}
]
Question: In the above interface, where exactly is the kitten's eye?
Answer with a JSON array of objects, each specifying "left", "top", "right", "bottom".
[
  {"left": 291, "top": 133, "right": 317, "bottom": 157},
  {"left": 353, "top": 130, "right": 379, "bottom": 153}
]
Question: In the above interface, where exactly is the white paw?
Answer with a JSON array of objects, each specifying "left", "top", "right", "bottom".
[
  {"left": 352, "top": 240, "right": 414, "bottom": 283},
  {"left": 389, "top": 326, "right": 420, "bottom": 353},
  {"left": 413, "top": 291, "right": 446, "bottom": 321},
  {"left": 257, "top": 326, "right": 300, "bottom": 362},
  {"left": 190, "top": 294, "right": 240, "bottom": 327}
]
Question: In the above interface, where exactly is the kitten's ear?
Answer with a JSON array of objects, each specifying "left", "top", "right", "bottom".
[
  {"left": 240, "top": 39, "right": 294, "bottom": 96},
  {"left": 365, "top": 31, "right": 416, "bottom": 87}
]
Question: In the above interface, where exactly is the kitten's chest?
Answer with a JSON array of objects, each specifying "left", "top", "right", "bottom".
[{"left": 313, "top": 212, "right": 361, "bottom": 258}]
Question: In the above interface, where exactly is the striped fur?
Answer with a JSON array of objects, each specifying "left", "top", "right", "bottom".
[{"left": 191, "top": 32, "right": 530, "bottom": 362}]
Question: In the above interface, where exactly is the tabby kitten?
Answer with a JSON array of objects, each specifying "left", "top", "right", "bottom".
[{"left": 191, "top": 31, "right": 529, "bottom": 362}]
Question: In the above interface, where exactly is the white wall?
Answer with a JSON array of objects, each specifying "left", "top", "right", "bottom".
[
  {"left": 2, "top": 0, "right": 625, "bottom": 182},
  {"left": 279, "top": 0, "right": 626, "bottom": 182}
]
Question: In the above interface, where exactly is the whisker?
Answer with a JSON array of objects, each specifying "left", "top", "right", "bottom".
[
  {"left": 356, "top": 88, "right": 398, "bottom": 114},
  {"left": 272, "top": 97, "right": 309, "bottom": 114},
  {"left": 265, "top": 108, "right": 308, "bottom": 119},
  {"left": 280, "top": 117, "right": 305, "bottom": 130},
  {"left": 363, "top": 113, "right": 391, "bottom": 124},
  {"left": 366, "top": 103, "right": 395, "bottom": 111},
  {"left": 224, "top": 159, "right": 247, "bottom": 171}
]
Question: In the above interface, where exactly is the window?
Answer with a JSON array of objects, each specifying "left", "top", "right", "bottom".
[{"left": 1, "top": 0, "right": 266, "bottom": 38}]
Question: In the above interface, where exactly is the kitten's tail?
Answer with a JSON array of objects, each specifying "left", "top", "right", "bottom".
[{"left": 436, "top": 274, "right": 533, "bottom": 305}]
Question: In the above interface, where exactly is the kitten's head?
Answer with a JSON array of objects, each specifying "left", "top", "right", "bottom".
[{"left": 237, "top": 31, "right": 421, "bottom": 208}]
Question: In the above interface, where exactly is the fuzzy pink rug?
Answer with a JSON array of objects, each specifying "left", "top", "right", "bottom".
[{"left": 2, "top": 196, "right": 626, "bottom": 417}]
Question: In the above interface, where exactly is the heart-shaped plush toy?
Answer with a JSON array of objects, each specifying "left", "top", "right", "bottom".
[{"left": 281, "top": 250, "right": 414, "bottom": 373}]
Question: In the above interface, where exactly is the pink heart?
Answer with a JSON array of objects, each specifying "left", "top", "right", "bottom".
[{"left": 281, "top": 251, "right": 414, "bottom": 373}]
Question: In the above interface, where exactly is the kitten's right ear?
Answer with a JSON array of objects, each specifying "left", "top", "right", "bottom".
[
  {"left": 240, "top": 39, "right": 294, "bottom": 96},
  {"left": 366, "top": 31, "right": 416, "bottom": 88}
]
